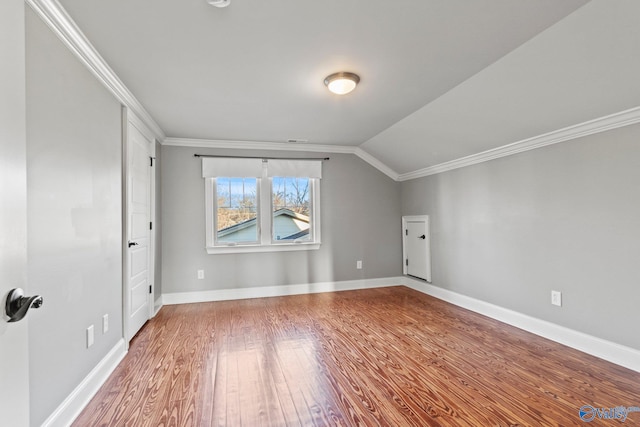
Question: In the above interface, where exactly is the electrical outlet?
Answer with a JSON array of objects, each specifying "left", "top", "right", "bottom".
[
  {"left": 551, "top": 290, "right": 562, "bottom": 307},
  {"left": 87, "top": 325, "right": 94, "bottom": 348},
  {"left": 356, "top": 260, "right": 362, "bottom": 270},
  {"left": 197, "top": 270, "right": 205, "bottom": 280},
  {"left": 103, "top": 314, "right": 109, "bottom": 334}
]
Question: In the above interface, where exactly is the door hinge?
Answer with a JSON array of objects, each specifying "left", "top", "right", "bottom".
[
  {"left": 150, "top": 156, "right": 155, "bottom": 167},
  {"left": 150, "top": 221, "right": 153, "bottom": 230},
  {"left": 405, "top": 259, "right": 409, "bottom": 266},
  {"left": 149, "top": 285, "right": 152, "bottom": 294},
  {"left": 405, "top": 229, "right": 408, "bottom": 236}
]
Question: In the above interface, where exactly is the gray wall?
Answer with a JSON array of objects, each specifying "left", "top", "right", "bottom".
[
  {"left": 26, "top": 8, "right": 123, "bottom": 425},
  {"left": 161, "top": 146, "right": 401, "bottom": 293},
  {"left": 401, "top": 123, "right": 640, "bottom": 350}
]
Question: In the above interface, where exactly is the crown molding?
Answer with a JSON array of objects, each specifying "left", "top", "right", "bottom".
[
  {"left": 353, "top": 148, "right": 400, "bottom": 180},
  {"left": 26, "top": 0, "right": 638, "bottom": 180},
  {"left": 397, "top": 106, "right": 640, "bottom": 181},
  {"left": 164, "top": 102, "right": 640, "bottom": 183},
  {"left": 26, "top": 0, "right": 165, "bottom": 140},
  {"left": 162, "top": 137, "right": 354, "bottom": 154},
  {"left": 162, "top": 137, "right": 400, "bottom": 180}
]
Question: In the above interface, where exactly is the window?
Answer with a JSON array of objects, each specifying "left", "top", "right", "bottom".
[
  {"left": 272, "top": 177, "right": 311, "bottom": 242},
  {"left": 216, "top": 177, "right": 258, "bottom": 244},
  {"left": 203, "top": 157, "right": 321, "bottom": 254}
]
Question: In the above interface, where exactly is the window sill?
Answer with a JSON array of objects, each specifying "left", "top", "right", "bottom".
[{"left": 206, "top": 242, "right": 321, "bottom": 255}]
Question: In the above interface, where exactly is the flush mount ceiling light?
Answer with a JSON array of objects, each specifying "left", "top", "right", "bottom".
[
  {"left": 207, "top": 0, "right": 230, "bottom": 7},
  {"left": 324, "top": 72, "right": 360, "bottom": 95}
]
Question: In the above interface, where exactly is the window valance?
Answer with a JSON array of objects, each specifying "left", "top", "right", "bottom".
[{"left": 201, "top": 157, "right": 322, "bottom": 179}]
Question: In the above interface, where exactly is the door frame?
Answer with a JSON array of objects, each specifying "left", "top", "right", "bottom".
[
  {"left": 122, "top": 107, "right": 156, "bottom": 345},
  {"left": 402, "top": 215, "right": 432, "bottom": 282}
]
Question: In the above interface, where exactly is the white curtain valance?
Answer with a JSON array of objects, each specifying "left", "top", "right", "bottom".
[
  {"left": 201, "top": 157, "right": 264, "bottom": 178},
  {"left": 266, "top": 159, "right": 322, "bottom": 179}
]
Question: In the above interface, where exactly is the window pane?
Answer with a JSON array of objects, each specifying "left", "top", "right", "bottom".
[
  {"left": 216, "top": 177, "right": 258, "bottom": 243},
  {"left": 272, "top": 177, "right": 311, "bottom": 241}
]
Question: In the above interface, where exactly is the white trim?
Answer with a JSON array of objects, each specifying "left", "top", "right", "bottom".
[
  {"left": 162, "top": 137, "right": 400, "bottom": 180},
  {"left": 44, "top": 278, "right": 640, "bottom": 426},
  {"left": 163, "top": 106, "right": 640, "bottom": 183},
  {"left": 401, "top": 215, "right": 431, "bottom": 282},
  {"left": 206, "top": 242, "right": 321, "bottom": 255},
  {"left": 25, "top": 0, "right": 165, "bottom": 140},
  {"left": 162, "top": 137, "right": 355, "bottom": 154},
  {"left": 161, "top": 277, "right": 400, "bottom": 305},
  {"left": 353, "top": 147, "right": 400, "bottom": 180},
  {"left": 123, "top": 110, "right": 155, "bottom": 342},
  {"left": 397, "top": 106, "right": 640, "bottom": 181},
  {"left": 42, "top": 339, "right": 127, "bottom": 427},
  {"left": 206, "top": 173, "right": 321, "bottom": 253},
  {"left": 401, "top": 276, "right": 640, "bottom": 373},
  {"left": 154, "top": 297, "right": 163, "bottom": 316},
  {"left": 22, "top": 0, "right": 640, "bottom": 183},
  {"left": 127, "top": 110, "right": 158, "bottom": 322},
  {"left": 129, "top": 111, "right": 158, "bottom": 145},
  {"left": 162, "top": 274, "right": 640, "bottom": 371}
]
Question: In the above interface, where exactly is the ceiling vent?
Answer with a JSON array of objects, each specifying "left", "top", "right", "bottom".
[{"left": 207, "top": 0, "right": 230, "bottom": 8}]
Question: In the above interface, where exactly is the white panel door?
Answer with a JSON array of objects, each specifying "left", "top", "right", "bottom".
[
  {"left": 125, "top": 119, "right": 152, "bottom": 341},
  {"left": 402, "top": 216, "right": 431, "bottom": 282},
  {"left": 0, "top": 0, "right": 30, "bottom": 422}
]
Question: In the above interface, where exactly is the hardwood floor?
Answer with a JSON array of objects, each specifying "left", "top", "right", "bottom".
[{"left": 73, "top": 286, "right": 640, "bottom": 426}]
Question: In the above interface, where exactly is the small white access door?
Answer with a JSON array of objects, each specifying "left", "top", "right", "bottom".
[
  {"left": 402, "top": 215, "right": 431, "bottom": 282},
  {"left": 125, "top": 113, "right": 154, "bottom": 341}
]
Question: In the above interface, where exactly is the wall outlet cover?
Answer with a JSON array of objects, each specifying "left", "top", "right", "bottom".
[
  {"left": 551, "top": 290, "right": 562, "bottom": 307},
  {"left": 87, "top": 325, "right": 94, "bottom": 348}
]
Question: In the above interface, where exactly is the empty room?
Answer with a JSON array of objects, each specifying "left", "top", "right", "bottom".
[{"left": 2, "top": 0, "right": 640, "bottom": 425}]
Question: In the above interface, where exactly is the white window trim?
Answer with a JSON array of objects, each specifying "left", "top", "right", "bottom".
[{"left": 205, "top": 170, "right": 321, "bottom": 255}]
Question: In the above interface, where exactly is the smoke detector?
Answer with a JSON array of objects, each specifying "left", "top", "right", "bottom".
[{"left": 207, "top": 0, "right": 230, "bottom": 7}]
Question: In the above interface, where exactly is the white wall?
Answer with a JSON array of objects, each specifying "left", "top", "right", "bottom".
[
  {"left": 401, "top": 123, "right": 640, "bottom": 350},
  {"left": 0, "top": 1, "right": 30, "bottom": 425},
  {"left": 26, "top": 8, "right": 123, "bottom": 425},
  {"left": 161, "top": 146, "right": 402, "bottom": 295}
]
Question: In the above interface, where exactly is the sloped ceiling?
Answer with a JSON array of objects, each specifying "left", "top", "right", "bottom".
[
  {"left": 362, "top": 1, "right": 640, "bottom": 174},
  {"left": 53, "top": 0, "right": 640, "bottom": 176}
]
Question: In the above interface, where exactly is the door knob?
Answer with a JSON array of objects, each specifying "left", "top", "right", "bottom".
[
  {"left": 128, "top": 241, "right": 139, "bottom": 247},
  {"left": 418, "top": 234, "right": 426, "bottom": 239},
  {"left": 5, "top": 288, "right": 43, "bottom": 323}
]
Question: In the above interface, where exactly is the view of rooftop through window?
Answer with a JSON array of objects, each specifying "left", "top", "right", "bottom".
[
  {"left": 216, "top": 177, "right": 257, "bottom": 242},
  {"left": 272, "top": 177, "right": 311, "bottom": 241},
  {"left": 272, "top": 177, "right": 310, "bottom": 215},
  {"left": 215, "top": 176, "right": 312, "bottom": 243}
]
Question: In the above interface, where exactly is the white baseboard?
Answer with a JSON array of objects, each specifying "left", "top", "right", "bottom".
[
  {"left": 42, "top": 338, "right": 127, "bottom": 427},
  {"left": 401, "top": 276, "right": 640, "bottom": 373},
  {"left": 39, "top": 277, "right": 639, "bottom": 427},
  {"left": 153, "top": 296, "right": 163, "bottom": 316},
  {"left": 164, "top": 275, "right": 640, "bottom": 372},
  {"left": 162, "top": 276, "right": 399, "bottom": 305}
]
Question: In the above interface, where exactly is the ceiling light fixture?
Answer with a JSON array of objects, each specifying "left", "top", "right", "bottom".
[
  {"left": 207, "top": 0, "right": 230, "bottom": 8},
  {"left": 324, "top": 72, "right": 360, "bottom": 95}
]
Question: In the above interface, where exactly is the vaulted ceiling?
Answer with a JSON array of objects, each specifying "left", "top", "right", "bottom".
[{"left": 55, "top": 0, "right": 640, "bottom": 176}]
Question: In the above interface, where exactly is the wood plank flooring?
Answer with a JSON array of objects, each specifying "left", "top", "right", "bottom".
[{"left": 73, "top": 286, "right": 640, "bottom": 426}]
